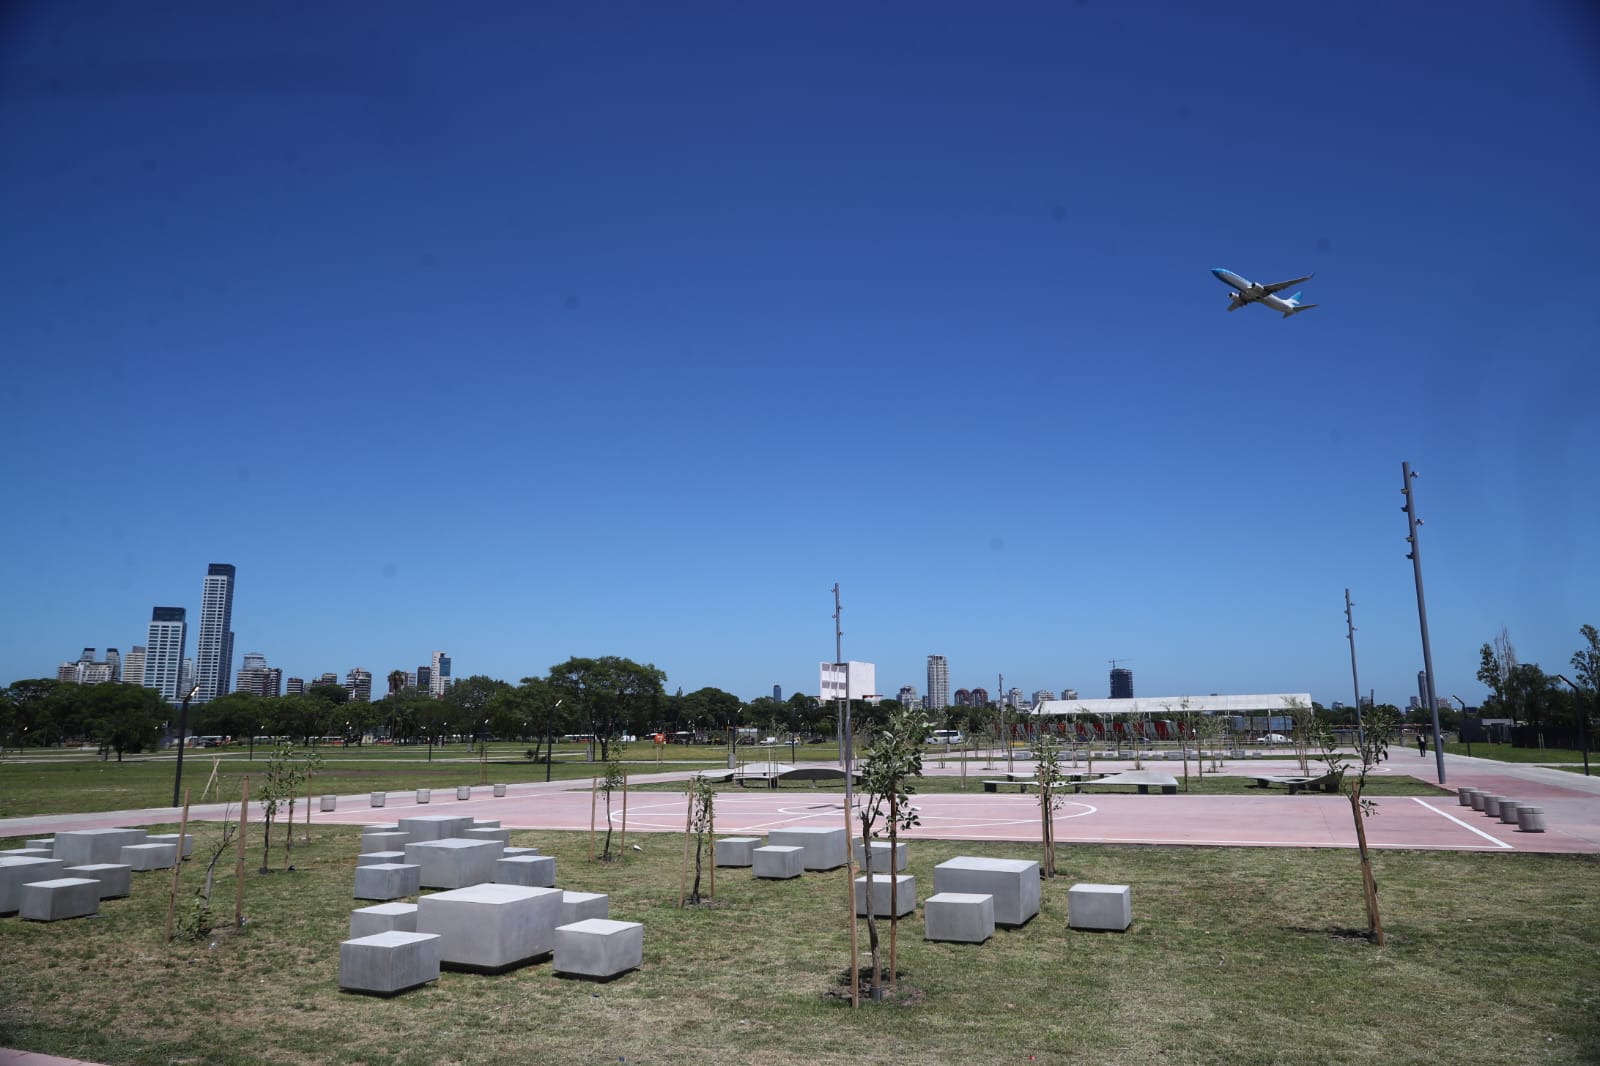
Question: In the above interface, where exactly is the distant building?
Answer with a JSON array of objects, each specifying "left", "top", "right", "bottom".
[
  {"left": 143, "top": 607, "right": 188, "bottom": 702},
  {"left": 819, "top": 661, "right": 876, "bottom": 703},
  {"left": 122, "top": 646, "right": 145, "bottom": 687},
  {"left": 1061, "top": 688, "right": 1078, "bottom": 701},
  {"left": 897, "top": 685, "right": 920, "bottom": 709},
  {"left": 346, "top": 668, "right": 373, "bottom": 703},
  {"left": 952, "top": 688, "right": 972, "bottom": 707},
  {"left": 773, "top": 684, "right": 782, "bottom": 702},
  {"left": 1110, "top": 668, "right": 1134, "bottom": 699},
  {"left": 430, "top": 651, "right": 451, "bottom": 697},
  {"left": 1032, "top": 689, "right": 1055, "bottom": 708},
  {"left": 313, "top": 672, "right": 339, "bottom": 690},
  {"left": 416, "top": 666, "right": 432, "bottom": 694},
  {"left": 969, "top": 686, "right": 990, "bottom": 707},
  {"left": 236, "top": 653, "right": 281, "bottom": 698},
  {"left": 405, "top": 671, "right": 418, "bottom": 690},
  {"left": 926, "top": 655, "right": 950, "bottom": 710},
  {"left": 195, "top": 563, "right": 237, "bottom": 704},
  {"left": 105, "top": 648, "right": 120, "bottom": 683},
  {"left": 179, "top": 658, "right": 195, "bottom": 699},
  {"left": 286, "top": 677, "right": 305, "bottom": 695},
  {"left": 1007, "top": 688, "right": 1025, "bottom": 709}
]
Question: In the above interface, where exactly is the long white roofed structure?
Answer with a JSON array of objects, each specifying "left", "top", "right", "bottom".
[{"left": 1026, "top": 693, "right": 1311, "bottom": 718}]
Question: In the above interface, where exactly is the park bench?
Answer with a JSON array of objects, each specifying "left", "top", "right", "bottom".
[
  {"left": 1071, "top": 771, "right": 1180, "bottom": 795},
  {"left": 1249, "top": 772, "right": 1342, "bottom": 795}
]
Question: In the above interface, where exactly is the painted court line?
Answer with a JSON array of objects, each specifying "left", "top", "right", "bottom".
[{"left": 1411, "top": 797, "right": 1514, "bottom": 850}]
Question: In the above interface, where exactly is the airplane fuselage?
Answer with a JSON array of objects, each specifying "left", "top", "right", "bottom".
[{"left": 1212, "top": 267, "right": 1315, "bottom": 317}]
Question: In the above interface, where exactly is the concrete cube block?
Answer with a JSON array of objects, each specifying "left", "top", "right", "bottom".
[
  {"left": 562, "top": 891, "right": 610, "bottom": 924},
  {"left": 854, "top": 874, "right": 917, "bottom": 917},
  {"left": 767, "top": 827, "right": 848, "bottom": 871},
  {"left": 350, "top": 902, "right": 419, "bottom": 938},
  {"left": 1, "top": 857, "right": 66, "bottom": 914},
  {"left": 404, "top": 839, "right": 504, "bottom": 889},
  {"left": 714, "top": 837, "right": 761, "bottom": 867},
  {"left": 362, "top": 831, "right": 410, "bottom": 854},
  {"left": 19, "top": 878, "right": 102, "bottom": 921},
  {"left": 456, "top": 786, "right": 472, "bottom": 800},
  {"left": 370, "top": 792, "right": 387, "bottom": 807},
  {"left": 1518, "top": 806, "right": 1546, "bottom": 832},
  {"left": 472, "top": 819, "right": 501, "bottom": 829},
  {"left": 1068, "top": 882, "right": 1132, "bottom": 932},
  {"left": 753, "top": 845, "right": 804, "bottom": 880},
  {"left": 397, "top": 815, "right": 473, "bottom": 843},
  {"left": 339, "top": 930, "right": 440, "bottom": 995},
  {"left": 415, "top": 789, "right": 431, "bottom": 804},
  {"left": 357, "top": 851, "right": 408, "bottom": 867},
  {"left": 493, "top": 784, "right": 507, "bottom": 797},
  {"left": 933, "top": 857, "right": 1041, "bottom": 927},
  {"left": 925, "top": 892, "right": 994, "bottom": 943},
  {"left": 466, "top": 827, "right": 512, "bottom": 846},
  {"left": 554, "top": 918, "right": 643, "bottom": 979},
  {"left": 63, "top": 863, "right": 132, "bottom": 899},
  {"left": 55, "top": 829, "right": 148, "bottom": 867},
  {"left": 2, "top": 849, "right": 54, "bottom": 860},
  {"left": 146, "top": 833, "right": 194, "bottom": 859},
  {"left": 121, "top": 842, "right": 178, "bottom": 871},
  {"left": 853, "top": 840, "right": 908, "bottom": 872},
  {"left": 495, "top": 855, "right": 556, "bottom": 887},
  {"left": 24, "top": 838, "right": 54, "bottom": 854},
  {"left": 354, "top": 862, "right": 420, "bottom": 901},
  {"left": 321, "top": 796, "right": 338, "bottom": 812},
  {"left": 418, "top": 883, "right": 563, "bottom": 970},
  {"left": 503, "top": 846, "right": 540, "bottom": 857}
]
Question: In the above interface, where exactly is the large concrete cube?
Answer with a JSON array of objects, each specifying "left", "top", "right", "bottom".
[
  {"left": 397, "top": 815, "right": 473, "bottom": 843},
  {"left": 339, "top": 931, "right": 440, "bottom": 995},
  {"left": 503, "top": 846, "right": 540, "bottom": 857},
  {"left": 63, "top": 863, "right": 132, "bottom": 900},
  {"left": 357, "top": 851, "right": 408, "bottom": 867},
  {"left": 3, "top": 849, "right": 54, "bottom": 860},
  {"left": 354, "top": 862, "right": 420, "bottom": 901},
  {"left": 24, "top": 838, "right": 54, "bottom": 854},
  {"left": 924, "top": 892, "right": 994, "bottom": 943},
  {"left": 495, "top": 855, "right": 556, "bottom": 887},
  {"left": 466, "top": 827, "right": 512, "bottom": 846},
  {"left": 121, "top": 842, "right": 178, "bottom": 871},
  {"left": 417, "top": 883, "right": 563, "bottom": 970},
  {"left": 54, "top": 828, "right": 148, "bottom": 867},
  {"left": 350, "top": 902, "right": 419, "bottom": 938},
  {"left": 753, "top": 845, "right": 804, "bottom": 880},
  {"left": 561, "top": 891, "right": 610, "bottom": 924},
  {"left": 933, "top": 857, "right": 1041, "bottom": 927},
  {"left": 362, "top": 831, "right": 410, "bottom": 854},
  {"left": 146, "top": 833, "right": 194, "bottom": 859},
  {"left": 854, "top": 874, "right": 917, "bottom": 917},
  {"left": 854, "top": 840, "right": 908, "bottom": 872},
  {"left": 714, "top": 837, "right": 761, "bottom": 867},
  {"left": 404, "top": 839, "right": 503, "bottom": 889},
  {"left": 19, "top": 878, "right": 101, "bottom": 921},
  {"left": 554, "top": 918, "right": 643, "bottom": 979},
  {"left": 1068, "top": 883, "right": 1132, "bottom": 932},
  {"left": 0, "top": 857, "right": 66, "bottom": 914},
  {"left": 472, "top": 819, "right": 501, "bottom": 829},
  {"left": 767, "top": 827, "right": 848, "bottom": 871}
]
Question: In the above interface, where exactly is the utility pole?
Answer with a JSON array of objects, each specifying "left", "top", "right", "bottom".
[
  {"left": 1401, "top": 461, "right": 1446, "bottom": 784},
  {"left": 1345, "top": 589, "right": 1365, "bottom": 748},
  {"left": 999, "top": 672, "right": 1012, "bottom": 773}
]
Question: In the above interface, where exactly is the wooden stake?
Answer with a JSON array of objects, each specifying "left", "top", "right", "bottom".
[
  {"left": 234, "top": 775, "right": 249, "bottom": 927},
  {"left": 619, "top": 771, "right": 628, "bottom": 856},
  {"left": 678, "top": 787, "right": 693, "bottom": 907},
  {"left": 303, "top": 772, "right": 313, "bottom": 843},
  {"left": 589, "top": 775, "right": 598, "bottom": 861},
  {"left": 843, "top": 787, "right": 858, "bottom": 1007},
  {"left": 708, "top": 792, "right": 716, "bottom": 899},
  {"left": 164, "top": 788, "right": 192, "bottom": 942}
]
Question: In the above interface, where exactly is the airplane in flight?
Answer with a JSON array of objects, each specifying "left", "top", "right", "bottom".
[{"left": 1211, "top": 268, "right": 1317, "bottom": 318}]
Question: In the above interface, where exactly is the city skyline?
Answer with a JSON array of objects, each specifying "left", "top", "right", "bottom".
[{"left": 3, "top": 5, "right": 1595, "bottom": 712}]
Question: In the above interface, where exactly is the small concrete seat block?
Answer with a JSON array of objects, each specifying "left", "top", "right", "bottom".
[
  {"left": 933, "top": 857, "right": 1041, "bottom": 927},
  {"left": 146, "top": 833, "right": 194, "bottom": 858},
  {"left": 493, "top": 784, "right": 508, "bottom": 797},
  {"left": 321, "top": 796, "right": 338, "bottom": 812},
  {"left": 339, "top": 930, "right": 441, "bottom": 994},
  {"left": 1069, "top": 882, "right": 1132, "bottom": 932},
  {"left": 354, "top": 862, "right": 421, "bottom": 901},
  {"left": 495, "top": 855, "right": 556, "bottom": 887},
  {"left": 19, "top": 877, "right": 101, "bottom": 921},
  {"left": 1469, "top": 792, "right": 1488, "bottom": 812},
  {"left": 63, "top": 863, "right": 132, "bottom": 900},
  {"left": 370, "top": 792, "right": 387, "bottom": 807},
  {"left": 853, "top": 840, "right": 908, "bottom": 872},
  {"left": 418, "top": 883, "right": 563, "bottom": 969},
  {"left": 362, "top": 831, "right": 410, "bottom": 853},
  {"left": 466, "top": 827, "right": 512, "bottom": 846},
  {"left": 502, "top": 846, "right": 540, "bottom": 857},
  {"left": 1518, "top": 806, "right": 1546, "bottom": 832},
  {"left": 54, "top": 828, "right": 148, "bottom": 867},
  {"left": 1482, "top": 795, "right": 1503, "bottom": 818},
  {"left": 472, "top": 819, "right": 501, "bottom": 829},
  {"left": 404, "top": 838, "right": 503, "bottom": 889},
  {"left": 415, "top": 789, "right": 431, "bottom": 804},
  {"left": 767, "top": 827, "right": 848, "bottom": 871},
  {"left": 357, "top": 851, "right": 407, "bottom": 867},
  {"left": 350, "top": 902, "right": 419, "bottom": 938},
  {"left": 0, "top": 858, "right": 66, "bottom": 914},
  {"left": 24, "top": 838, "right": 54, "bottom": 853},
  {"left": 554, "top": 918, "right": 643, "bottom": 979},
  {"left": 1498, "top": 801, "right": 1522, "bottom": 824},
  {"left": 753, "top": 845, "right": 804, "bottom": 880},
  {"left": 397, "top": 815, "right": 473, "bottom": 843},
  {"left": 456, "top": 786, "right": 472, "bottom": 800},
  {"left": 925, "top": 892, "right": 994, "bottom": 943},
  {"left": 714, "top": 837, "right": 761, "bottom": 867},
  {"left": 2, "top": 849, "right": 54, "bottom": 860},
  {"left": 121, "top": 842, "right": 178, "bottom": 871},
  {"left": 854, "top": 874, "right": 917, "bottom": 917},
  {"left": 561, "top": 891, "right": 610, "bottom": 924},
  {"left": 1457, "top": 788, "right": 1478, "bottom": 807}
]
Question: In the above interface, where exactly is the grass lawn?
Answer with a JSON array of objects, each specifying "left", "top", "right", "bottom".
[
  {"left": 0, "top": 820, "right": 1595, "bottom": 1066},
  {"left": 1442, "top": 741, "right": 1590, "bottom": 763}
]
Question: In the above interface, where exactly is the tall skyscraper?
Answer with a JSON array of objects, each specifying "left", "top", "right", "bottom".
[
  {"left": 286, "top": 677, "right": 305, "bottom": 695},
  {"left": 345, "top": 668, "right": 373, "bottom": 703},
  {"left": 122, "top": 646, "right": 146, "bottom": 687},
  {"left": 926, "top": 655, "right": 950, "bottom": 710},
  {"left": 195, "top": 563, "right": 237, "bottom": 704},
  {"left": 416, "top": 666, "right": 432, "bottom": 694},
  {"left": 236, "top": 653, "right": 282, "bottom": 698},
  {"left": 143, "top": 607, "right": 188, "bottom": 702},
  {"left": 773, "top": 684, "right": 782, "bottom": 702},
  {"left": 430, "top": 651, "right": 451, "bottom": 697},
  {"left": 105, "top": 648, "right": 120, "bottom": 683},
  {"left": 1110, "top": 667, "right": 1134, "bottom": 699}
]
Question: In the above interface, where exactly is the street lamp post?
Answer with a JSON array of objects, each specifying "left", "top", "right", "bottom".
[
  {"left": 1450, "top": 696, "right": 1470, "bottom": 758},
  {"left": 1553, "top": 675, "right": 1591, "bottom": 777},
  {"left": 171, "top": 685, "right": 200, "bottom": 807},
  {"left": 545, "top": 699, "right": 563, "bottom": 783}
]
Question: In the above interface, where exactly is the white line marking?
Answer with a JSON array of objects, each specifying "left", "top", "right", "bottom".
[{"left": 1412, "top": 797, "right": 1514, "bottom": 849}]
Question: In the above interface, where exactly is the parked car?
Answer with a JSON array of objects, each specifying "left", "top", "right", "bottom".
[
  {"left": 928, "top": 729, "right": 965, "bottom": 745},
  {"left": 1255, "top": 733, "right": 1290, "bottom": 744}
]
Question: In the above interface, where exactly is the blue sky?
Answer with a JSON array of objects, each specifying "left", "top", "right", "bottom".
[{"left": 3, "top": 2, "right": 1597, "bottom": 708}]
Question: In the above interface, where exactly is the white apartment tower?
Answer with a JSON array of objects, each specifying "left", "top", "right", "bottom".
[
  {"left": 926, "top": 654, "right": 950, "bottom": 710},
  {"left": 429, "top": 651, "right": 452, "bottom": 697},
  {"left": 195, "top": 563, "right": 237, "bottom": 704},
  {"left": 142, "top": 608, "right": 188, "bottom": 702}
]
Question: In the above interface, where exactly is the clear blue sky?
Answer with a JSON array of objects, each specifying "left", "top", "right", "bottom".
[{"left": 4, "top": 2, "right": 1597, "bottom": 708}]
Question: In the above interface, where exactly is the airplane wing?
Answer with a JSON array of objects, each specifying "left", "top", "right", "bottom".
[{"left": 1260, "top": 274, "right": 1312, "bottom": 295}]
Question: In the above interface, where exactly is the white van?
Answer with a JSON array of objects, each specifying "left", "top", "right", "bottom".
[{"left": 929, "top": 729, "right": 964, "bottom": 746}]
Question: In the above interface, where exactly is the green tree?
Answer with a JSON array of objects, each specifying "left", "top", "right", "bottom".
[
  {"left": 597, "top": 741, "right": 627, "bottom": 862},
  {"left": 444, "top": 674, "right": 510, "bottom": 747},
  {"left": 196, "top": 691, "right": 261, "bottom": 744},
  {"left": 86, "top": 683, "right": 165, "bottom": 760},
  {"left": 547, "top": 656, "right": 668, "bottom": 762},
  {"left": 684, "top": 775, "right": 717, "bottom": 904},
  {"left": 3, "top": 679, "right": 61, "bottom": 748},
  {"left": 854, "top": 705, "right": 927, "bottom": 1002},
  {"left": 1031, "top": 732, "right": 1068, "bottom": 878},
  {"left": 386, "top": 669, "right": 408, "bottom": 697},
  {"left": 1318, "top": 705, "right": 1398, "bottom": 945}
]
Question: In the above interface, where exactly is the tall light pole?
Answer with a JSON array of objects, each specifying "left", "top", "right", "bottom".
[
  {"left": 1552, "top": 675, "right": 1590, "bottom": 777},
  {"left": 545, "top": 698, "right": 563, "bottom": 782},
  {"left": 1401, "top": 461, "right": 1446, "bottom": 784},
  {"left": 171, "top": 684, "right": 200, "bottom": 807},
  {"left": 1344, "top": 589, "right": 1365, "bottom": 747},
  {"left": 1450, "top": 695, "right": 1470, "bottom": 758}
]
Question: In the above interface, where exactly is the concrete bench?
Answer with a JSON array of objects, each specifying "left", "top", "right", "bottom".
[
  {"left": 404, "top": 838, "right": 504, "bottom": 889},
  {"left": 766, "top": 827, "right": 847, "bottom": 871},
  {"left": 19, "top": 877, "right": 102, "bottom": 922},
  {"left": 753, "top": 845, "right": 804, "bottom": 880},
  {"left": 465, "top": 827, "right": 512, "bottom": 846},
  {"left": 1456, "top": 787, "right": 1479, "bottom": 807},
  {"left": 472, "top": 819, "right": 501, "bottom": 829},
  {"left": 1074, "top": 771, "right": 1181, "bottom": 795},
  {"left": 55, "top": 828, "right": 147, "bottom": 866},
  {"left": 714, "top": 837, "right": 762, "bottom": 867},
  {"left": 350, "top": 902, "right": 419, "bottom": 938},
  {"left": 2, "top": 848, "right": 54, "bottom": 860},
  {"left": 495, "top": 855, "right": 557, "bottom": 888},
  {"left": 339, "top": 930, "right": 441, "bottom": 995},
  {"left": 982, "top": 779, "right": 1037, "bottom": 793},
  {"left": 1470, "top": 791, "right": 1489, "bottom": 812},
  {"left": 1068, "top": 882, "right": 1132, "bottom": 932},
  {"left": 1, "top": 857, "right": 66, "bottom": 914},
  {"left": 361, "top": 831, "right": 410, "bottom": 854},
  {"left": 24, "top": 838, "right": 54, "bottom": 854},
  {"left": 562, "top": 891, "right": 609, "bottom": 924},
  {"left": 554, "top": 918, "right": 643, "bottom": 980},
  {"left": 418, "top": 883, "right": 563, "bottom": 971},
  {"left": 1482, "top": 795, "right": 1504, "bottom": 818},
  {"left": 121, "top": 842, "right": 178, "bottom": 871},
  {"left": 353, "top": 862, "right": 421, "bottom": 901},
  {"left": 854, "top": 874, "right": 916, "bottom": 918},
  {"left": 924, "top": 892, "right": 995, "bottom": 943},
  {"left": 397, "top": 815, "right": 473, "bottom": 843},
  {"left": 854, "top": 840, "right": 908, "bottom": 872},
  {"left": 933, "top": 857, "right": 1040, "bottom": 927},
  {"left": 63, "top": 863, "right": 132, "bottom": 900},
  {"left": 503, "top": 846, "right": 541, "bottom": 857}
]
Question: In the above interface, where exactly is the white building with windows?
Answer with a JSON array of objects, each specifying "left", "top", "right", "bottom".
[
  {"left": 195, "top": 563, "right": 236, "bottom": 704},
  {"left": 143, "top": 608, "right": 188, "bottom": 702}
]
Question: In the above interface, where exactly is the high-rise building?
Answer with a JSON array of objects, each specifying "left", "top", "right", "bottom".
[
  {"left": 969, "top": 686, "right": 990, "bottom": 707},
  {"left": 57, "top": 661, "right": 82, "bottom": 683},
  {"left": 926, "top": 655, "right": 950, "bottom": 710},
  {"left": 180, "top": 658, "right": 195, "bottom": 699},
  {"left": 236, "top": 653, "right": 282, "bottom": 698},
  {"left": 143, "top": 608, "right": 188, "bottom": 702},
  {"left": 105, "top": 648, "right": 120, "bottom": 683},
  {"left": 897, "top": 685, "right": 920, "bottom": 710},
  {"left": 405, "top": 671, "right": 418, "bottom": 690},
  {"left": 773, "top": 684, "right": 782, "bottom": 702},
  {"left": 195, "top": 563, "right": 237, "bottom": 704},
  {"left": 1110, "top": 668, "right": 1134, "bottom": 699},
  {"left": 286, "top": 677, "right": 305, "bottom": 695},
  {"left": 345, "top": 668, "right": 373, "bottom": 703},
  {"left": 1032, "top": 689, "right": 1055, "bottom": 707},
  {"left": 416, "top": 666, "right": 432, "bottom": 694},
  {"left": 953, "top": 689, "right": 972, "bottom": 707},
  {"left": 122, "top": 646, "right": 145, "bottom": 687},
  {"left": 314, "top": 672, "right": 339, "bottom": 689},
  {"left": 430, "top": 652, "right": 451, "bottom": 697},
  {"left": 1061, "top": 688, "right": 1078, "bottom": 701}
]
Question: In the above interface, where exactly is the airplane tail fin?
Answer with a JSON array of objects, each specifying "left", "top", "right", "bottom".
[{"left": 1282, "top": 302, "right": 1317, "bottom": 318}]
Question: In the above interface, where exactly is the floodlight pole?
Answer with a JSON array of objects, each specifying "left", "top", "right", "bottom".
[
  {"left": 1344, "top": 589, "right": 1365, "bottom": 748},
  {"left": 171, "top": 685, "right": 199, "bottom": 807},
  {"left": 1400, "top": 461, "right": 1446, "bottom": 784},
  {"left": 545, "top": 698, "right": 563, "bottom": 782}
]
